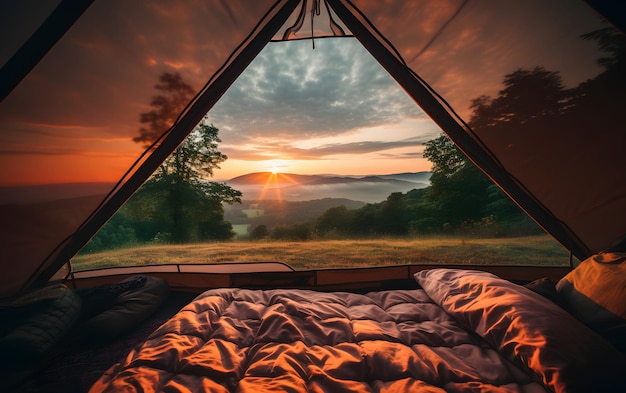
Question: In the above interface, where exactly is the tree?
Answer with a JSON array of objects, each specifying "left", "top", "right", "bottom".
[
  {"left": 421, "top": 135, "right": 489, "bottom": 226},
  {"left": 581, "top": 27, "right": 626, "bottom": 70},
  {"left": 316, "top": 205, "right": 354, "bottom": 237},
  {"left": 419, "top": 133, "right": 540, "bottom": 235},
  {"left": 155, "top": 121, "right": 229, "bottom": 180},
  {"left": 572, "top": 28, "right": 626, "bottom": 134},
  {"left": 125, "top": 72, "right": 241, "bottom": 243},
  {"left": 134, "top": 72, "right": 196, "bottom": 146},
  {"left": 422, "top": 135, "right": 465, "bottom": 177},
  {"left": 270, "top": 223, "right": 312, "bottom": 241},
  {"left": 81, "top": 211, "right": 138, "bottom": 253},
  {"left": 468, "top": 66, "right": 571, "bottom": 129},
  {"left": 249, "top": 224, "right": 269, "bottom": 240}
]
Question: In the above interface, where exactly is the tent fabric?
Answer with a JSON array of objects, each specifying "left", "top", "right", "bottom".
[
  {"left": 273, "top": 0, "right": 351, "bottom": 41},
  {"left": 0, "top": 0, "right": 625, "bottom": 296},
  {"left": 344, "top": 0, "right": 626, "bottom": 258},
  {"left": 0, "top": 0, "right": 291, "bottom": 296}
]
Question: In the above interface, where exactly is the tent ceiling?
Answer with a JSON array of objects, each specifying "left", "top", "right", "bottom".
[{"left": 0, "top": 0, "right": 624, "bottom": 296}]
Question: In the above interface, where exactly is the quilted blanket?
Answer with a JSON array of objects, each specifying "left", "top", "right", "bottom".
[{"left": 90, "top": 269, "right": 626, "bottom": 393}]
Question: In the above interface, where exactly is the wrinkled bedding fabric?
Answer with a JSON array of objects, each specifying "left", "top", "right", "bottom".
[
  {"left": 415, "top": 269, "right": 626, "bottom": 393},
  {"left": 90, "top": 270, "right": 626, "bottom": 393},
  {"left": 91, "top": 288, "right": 547, "bottom": 392}
]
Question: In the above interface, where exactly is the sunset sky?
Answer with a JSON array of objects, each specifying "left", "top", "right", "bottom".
[
  {"left": 209, "top": 38, "right": 441, "bottom": 179},
  {"left": 0, "top": 0, "right": 605, "bottom": 186}
]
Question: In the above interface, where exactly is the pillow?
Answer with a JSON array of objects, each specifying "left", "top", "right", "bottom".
[
  {"left": 415, "top": 268, "right": 626, "bottom": 393},
  {"left": 556, "top": 252, "right": 626, "bottom": 353},
  {"left": 77, "top": 275, "right": 151, "bottom": 321},
  {"left": 82, "top": 275, "right": 169, "bottom": 339}
]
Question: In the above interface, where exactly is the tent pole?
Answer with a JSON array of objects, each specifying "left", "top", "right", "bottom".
[{"left": 0, "top": 0, "right": 95, "bottom": 102}]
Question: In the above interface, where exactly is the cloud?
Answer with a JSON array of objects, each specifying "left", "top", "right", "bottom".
[
  {"left": 209, "top": 39, "right": 426, "bottom": 144},
  {"left": 221, "top": 135, "right": 432, "bottom": 161},
  {"left": 309, "top": 138, "right": 421, "bottom": 156}
]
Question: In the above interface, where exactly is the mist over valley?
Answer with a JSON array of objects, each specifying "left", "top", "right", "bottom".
[{"left": 226, "top": 171, "right": 431, "bottom": 204}]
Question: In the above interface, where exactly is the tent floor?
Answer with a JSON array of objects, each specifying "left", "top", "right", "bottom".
[{"left": 8, "top": 291, "right": 198, "bottom": 393}]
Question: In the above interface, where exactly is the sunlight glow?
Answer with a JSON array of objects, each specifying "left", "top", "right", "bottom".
[
  {"left": 257, "top": 172, "right": 301, "bottom": 201},
  {"left": 264, "top": 159, "right": 290, "bottom": 174},
  {"left": 258, "top": 172, "right": 282, "bottom": 201}
]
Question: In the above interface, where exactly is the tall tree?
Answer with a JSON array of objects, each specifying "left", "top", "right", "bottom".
[
  {"left": 422, "top": 134, "right": 465, "bottom": 177},
  {"left": 157, "top": 121, "right": 228, "bottom": 180},
  {"left": 125, "top": 72, "right": 241, "bottom": 243},
  {"left": 134, "top": 72, "right": 195, "bottom": 146},
  {"left": 422, "top": 135, "right": 491, "bottom": 226}
]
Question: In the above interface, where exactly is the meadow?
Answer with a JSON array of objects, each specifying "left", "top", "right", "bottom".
[{"left": 72, "top": 234, "right": 571, "bottom": 271}]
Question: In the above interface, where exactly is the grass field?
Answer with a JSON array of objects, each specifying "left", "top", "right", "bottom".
[{"left": 72, "top": 234, "right": 571, "bottom": 271}]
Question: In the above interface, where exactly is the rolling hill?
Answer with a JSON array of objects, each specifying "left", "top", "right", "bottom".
[{"left": 226, "top": 172, "right": 431, "bottom": 203}]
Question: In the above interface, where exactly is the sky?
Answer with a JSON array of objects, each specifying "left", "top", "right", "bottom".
[
  {"left": 0, "top": 0, "right": 606, "bottom": 186},
  {"left": 209, "top": 38, "right": 441, "bottom": 179}
]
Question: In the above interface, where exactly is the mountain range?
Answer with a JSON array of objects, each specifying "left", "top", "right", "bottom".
[
  {"left": 0, "top": 172, "right": 431, "bottom": 206},
  {"left": 226, "top": 172, "right": 431, "bottom": 203}
]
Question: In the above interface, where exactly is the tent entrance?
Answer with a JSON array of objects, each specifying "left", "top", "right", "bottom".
[{"left": 2, "top": 0, "right": 621, "bottom": 297}]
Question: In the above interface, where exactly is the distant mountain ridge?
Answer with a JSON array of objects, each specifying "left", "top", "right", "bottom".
[
  {"left": 226, "top": 172, "right": 431, "bottom": 203},
  {"left": 0, "top": 172, "right": 431, "bottom": 206},
  {"left": 227, "top": 172, "right": 322, "bottom": 187},
  {"left": 228, "top": 171, "right": 430, "bottom": 186}
]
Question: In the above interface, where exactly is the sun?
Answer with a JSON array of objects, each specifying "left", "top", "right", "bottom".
[{"left": 266, "top": 159, "right": 288, "bottom": 174}]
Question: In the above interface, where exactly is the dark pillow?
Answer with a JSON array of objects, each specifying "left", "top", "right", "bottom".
[
  {"left": 82, "top": 275, "right": 169, "bottom": 339},
  {"left": 556, "top": 252, "right": 626, "bottom": 353},
  {"left": 76, "top": 275, "right": 150, "bottom": 321}
]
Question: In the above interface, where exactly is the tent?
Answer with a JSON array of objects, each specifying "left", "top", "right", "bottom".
[{"left": 0, "top": 0, "right": 625, "bottom": 297}]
